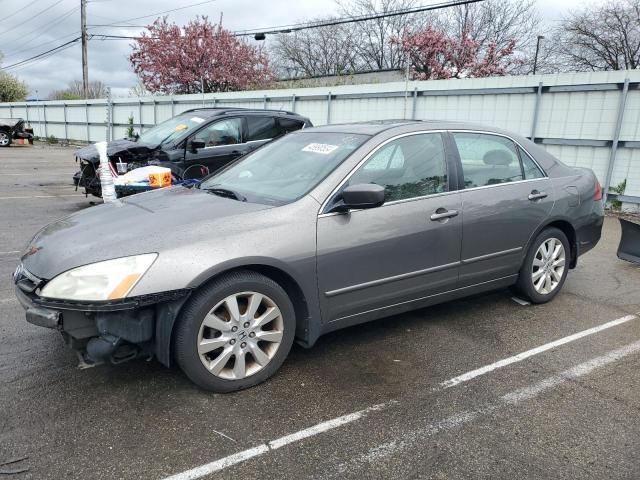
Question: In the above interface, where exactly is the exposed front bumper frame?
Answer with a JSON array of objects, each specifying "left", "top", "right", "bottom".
[{"left": 15, "top": 286, "right": 192, "bottom": 366}]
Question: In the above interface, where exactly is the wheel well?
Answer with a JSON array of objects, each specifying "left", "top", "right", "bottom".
[
  {"left": 192, "top": 264, "right": 309, "bottom": 334},
  {"left": 241, "top": 265, "right": 310, "bottom": 328},
  {"left": 164, "top": 264, "right": 311, "bottom": 367},
  {"left": 545, "top": 220, "right": 577, "bottom": 268}
]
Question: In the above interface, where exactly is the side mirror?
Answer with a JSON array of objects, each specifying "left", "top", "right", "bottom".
[
  {"left": 188, "top": 139, "right": 206, "bottom": 153},
  {"left": 339, "top": 183, "right": 385, "bottom": 211}
]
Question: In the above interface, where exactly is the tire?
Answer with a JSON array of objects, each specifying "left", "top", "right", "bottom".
[
  {"left": 514, "top": 227, "right": 570, "bottom": 304},
  {"left": 174, "top": 270, "right": 296, "bottom": 392},
  {"left": 0, "top": 131, "right": 11, "bottom": 147}
]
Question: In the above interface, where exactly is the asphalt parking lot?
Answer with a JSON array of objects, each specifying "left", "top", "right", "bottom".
[{"left": 0, "top": 145, "right": 639, "bottom": 480}]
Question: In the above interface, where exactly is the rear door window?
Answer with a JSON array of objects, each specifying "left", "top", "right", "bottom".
[
  {"left": 452, "top": 132, "right": 523, "bottom": 188},
  {"left": 246, "top": 116, "right": 279, "bottom": 141}
]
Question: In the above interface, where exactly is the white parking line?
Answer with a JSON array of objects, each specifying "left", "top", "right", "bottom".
[
  {"left": 329, "top": 339, "right": 640, "bottom": 477},
  {"left": 0, "top": 250, "right": 20, "bottom": 255},
  {"left": 162, "top": 314, "right": 638, "bottom": 479},
  {"left": 440, "top": 314, "right": 638, "bottom": 389},
  {"left": 0, "top": 194, "right": 82, "bottom": 200},
  {"left": 161, "top": 402, "right": 395, "bottom": 480}
]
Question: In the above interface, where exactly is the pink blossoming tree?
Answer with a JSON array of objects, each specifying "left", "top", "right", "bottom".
[
  {"left": 397, "top": 27, "right": 520, "bottom": 80},
  {"left": 130, "top": 16, "right": 274, "bottom": 94}
]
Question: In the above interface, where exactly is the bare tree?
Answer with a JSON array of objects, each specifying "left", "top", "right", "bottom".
[
  {"left": 269, "top": 0, "right": 551, "bottom": 78},
  {"left": 128, "top": 81, "right": 150, "bottom": 97},
  {"left": 271, "top": 20, "right": 360, "bottom": 77},
  {"left": 335, "top": 0, "right": 425, "bottom": 70},
  {"left": 436, "top": 0, "right": 549, "bottom": 74},
  {"left": 49, "top": 80, "right": 107, "bottom": 100},
  {"left": 557, "top": 0, "right": 640, "bottom": 71}
]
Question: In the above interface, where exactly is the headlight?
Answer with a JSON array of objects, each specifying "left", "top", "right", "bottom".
[{"left": 40, "top": 253, "right": 157, "bottom": 301}]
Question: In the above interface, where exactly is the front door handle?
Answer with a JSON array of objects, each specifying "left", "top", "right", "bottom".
[
  {"left": 430, "top": 209, "right": 459, "bottom": 221},
  {"left": 528, "top": 190, "right": 548, "bottom": 201}
]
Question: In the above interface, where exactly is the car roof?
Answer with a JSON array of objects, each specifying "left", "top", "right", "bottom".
[
  {"left": 303, "top": 119, "right": 510, "bottom": 136},
  {"left": 180, "top": 107, "right": 303, "bottom": 118}
]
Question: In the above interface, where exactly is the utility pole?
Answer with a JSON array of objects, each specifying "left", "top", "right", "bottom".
[
  {"left": 81, "top": 0, "right": 89, "bottom": 99},
  {"left": 533, "top": 35, "right": 544, "bottom": 75}
]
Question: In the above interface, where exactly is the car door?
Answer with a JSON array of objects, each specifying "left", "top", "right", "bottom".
[
  {"left": 450, "top": 131, "right": 554, "bottom": 287},
  {"left": 316, "top": 132, "right": 462, "bottom": 325},
  {"left": 183, "top": 117, "right": 248, "bottom": 178}
]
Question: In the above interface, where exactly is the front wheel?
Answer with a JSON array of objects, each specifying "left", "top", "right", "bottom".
[
  {"left": 174, "top": 271, "right": 295, "bottom": 392},
  {"left": 0, "top": 131, "right": 11, "bottom": 147},
  {"left": 514, "top": 227, "right": 570, "bottom": 304}
]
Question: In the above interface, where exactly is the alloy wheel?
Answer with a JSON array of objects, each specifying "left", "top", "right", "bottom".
[
  {"left": 531, "top": 237, "right": 566, "bottom": 295},
  {"left": 0, "top": 132, "right": 9, "bottom": 146},
  {"left": 197, "top": 291, "right": 284, "bottom": 380}
]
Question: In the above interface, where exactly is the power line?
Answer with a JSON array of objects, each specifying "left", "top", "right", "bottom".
[
  {"left": 7, "top": 42, "right": 79, "bottom": 73},
  {"left": 3, "top": 6, "right": 81, "bottom": 58},
  {"left": 234, "top": 0, "right": 485, "bottom": 37},
  {"left": 2, "top": 0, "right": 484, "bottom": 75},
  {"left": 1, "top": 0, "right": 219, "bottom": 72},
  {"left": 0, "top": 0, "right": 66, "bottom": 38},
  {"left": 0, "top": 0, "right": 42, "bottom": 25},
  {"left": 87, "top": 0, "right": 219, "bottom": 27},
  {"left": 91, "top": 0, "right": 485, "bottom": 39},
  {"left": 1, "top": 37, "right": 81, "bottom": 71},
  {"left": 3, "top": 31, "right": 81, "bottom": 60}
]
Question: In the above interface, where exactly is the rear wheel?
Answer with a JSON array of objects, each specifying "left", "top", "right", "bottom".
[
  {"left": 174, "top": 270, "right": 295, "bottom": 392},
  {"left": 0, "top": 131, "right": 11, "bottom": 147},
  {"left": 515, "top": 227, "right": 569, "bottom": 304}
]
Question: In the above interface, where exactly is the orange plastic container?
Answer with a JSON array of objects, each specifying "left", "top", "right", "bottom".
[{"left": 148, "top": 169, "right": 172, "bottom": 188}]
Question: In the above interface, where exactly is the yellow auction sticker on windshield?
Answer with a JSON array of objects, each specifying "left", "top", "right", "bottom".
[
  {"left": 302, "top": 143, "right": 339, "bottom": 154},
  {"left": 175, "top": 124, "right": 189, "bottom": 131}
]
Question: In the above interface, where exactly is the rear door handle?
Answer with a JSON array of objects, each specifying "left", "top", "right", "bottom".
[
  {"left": 430, "top": 209, "right": 459, "bottom": 221},
  {"left": 528, "top": 190, "right": 548, "bottom": 201}
]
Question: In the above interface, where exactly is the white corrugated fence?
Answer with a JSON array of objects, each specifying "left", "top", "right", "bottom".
[{"left": 1, "top": 70, "right": 639, "bottom": 206}]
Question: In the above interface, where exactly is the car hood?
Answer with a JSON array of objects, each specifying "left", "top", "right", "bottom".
[
  {"left": 21, "top": 186, "right": 272, "bottom": 280},
  {"left": 75, "top": 139, "right": 158, "bottom": 163},
  {"left": 0, "top": 118, "right": 23, "bottom": 132}
]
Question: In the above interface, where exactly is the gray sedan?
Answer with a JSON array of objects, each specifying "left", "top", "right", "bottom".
[{"left": 14, "top": 121, "right": 604, "bottom": 392}]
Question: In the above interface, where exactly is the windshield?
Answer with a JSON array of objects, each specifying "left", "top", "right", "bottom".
[
  {"left": 137, "top": 113, "right": 208, "bottom": 146},
  {"left": 200, "top": 131, "right": 369, "bottom": 205}
]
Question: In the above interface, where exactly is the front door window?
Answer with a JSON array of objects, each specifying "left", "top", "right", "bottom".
[
  {"left": 193, "top": 118, "right": 242, "bottom": 147},
  {"left": 348, "top": 133, "right": 447, "bottom": 202}
]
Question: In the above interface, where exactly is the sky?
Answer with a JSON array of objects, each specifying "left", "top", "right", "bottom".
[{"left": 0, "top": 0, "right": 593, "bottom": 99}]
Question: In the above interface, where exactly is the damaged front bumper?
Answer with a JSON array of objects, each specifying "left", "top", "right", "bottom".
[{"left": 15, "top": 276, "right": 191, "bottom": 367}]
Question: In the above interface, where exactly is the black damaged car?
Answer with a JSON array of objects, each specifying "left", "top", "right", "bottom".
[
  {"left": 74, "top": 108, "right": 311, "bottom": 197},
  {"left": 0, "top": 118, "right": 33, "bottom": 147}
]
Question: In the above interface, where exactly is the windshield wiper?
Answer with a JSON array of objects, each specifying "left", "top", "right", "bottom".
[{"left": 204, "top": 187, "right": 247, "bottom": 202}]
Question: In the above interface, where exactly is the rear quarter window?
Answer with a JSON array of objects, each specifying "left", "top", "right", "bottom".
[
  {"left": 518, "top": 146, "right": 546, "bottom": 179},
  {"left": 278, "top": 118, "right": 305, "bottom": 135}
]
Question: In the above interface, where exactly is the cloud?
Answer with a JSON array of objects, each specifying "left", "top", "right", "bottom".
[
  {"left": 1, "top": 0, "right": 589, "bottom": 98},
  {"left": 1, "top": 0, "right": 333, "bottom": 97}
]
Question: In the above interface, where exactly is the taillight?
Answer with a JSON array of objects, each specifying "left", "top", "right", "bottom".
[{"left": 594, "top": 179, "right": 603, "bottom": 201}]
